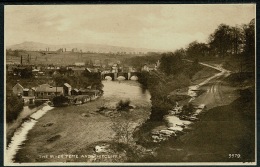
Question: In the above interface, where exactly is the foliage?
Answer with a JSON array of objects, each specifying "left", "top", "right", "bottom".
[
  {"left": 179, "top": 103, "right": 194, "bottom": 116},
  {"left": 53, "top": 71, "right": 103, "bottom": 91},
  {"left": 208, "top": 24, "right": 235, "bottom": 57},
  {"left": 159, "top": 52, "right": 183, "bottom": 75},
  {"left": 122, "top": 53, "right": 161, "bottom": 69},
  {"left": 116, "top": 99, "right": 131, "bottom": 111},
  {"left": 111, "top": 117, "right": 133, "bottom": 144},
  {"left": 6, "top": 95, "right": 24, "bottom": 123},
  {"left": 52, "top": 95, "right": 70, "bottom": 107},
  {"left": 54, "top": 75, "right": 72, "bottom": 87},
  {"left": 138, "top": 70, "right": 192, "bottom": 121},
  {"left": 186, "top": 41, "right": 209, "bottom": 59},
  {"left": 13, "top": 67, "right": 33, "bottom": 78}
]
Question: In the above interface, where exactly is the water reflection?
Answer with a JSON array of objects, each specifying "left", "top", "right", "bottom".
[{"left": 102, "top": 80, "right": 151, "bottom": 108}]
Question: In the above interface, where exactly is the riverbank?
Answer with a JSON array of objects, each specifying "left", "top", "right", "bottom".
[
  {"left": 6, "top": 103, "right": 48, "bottom": 146},
  {"left": 13, "top": 81, "right": 151, "bottom": 163},
  {"left": 136, "top": 62, "right": 255, "bottom": 162},
  {"left": 134, "top": 62, "right": 221, "bottom": 145},
  {"left": 144, "top": 87, "right": 255, "bottom": 162},
  {"left": 6, "top": 104, "right": 54, "bottom": 164}
]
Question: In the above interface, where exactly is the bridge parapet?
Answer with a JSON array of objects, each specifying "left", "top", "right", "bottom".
[{"left": 101, "top": 72, "right": 141, "bottom": 81}]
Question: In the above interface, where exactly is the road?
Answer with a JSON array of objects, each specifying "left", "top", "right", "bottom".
[{"left": 189, "top": 62, "right": 238, "bottom": 110}]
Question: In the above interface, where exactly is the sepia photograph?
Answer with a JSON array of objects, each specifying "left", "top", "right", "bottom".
[{"left": 4, "top": 4, "right": 256, "bottom": 166}]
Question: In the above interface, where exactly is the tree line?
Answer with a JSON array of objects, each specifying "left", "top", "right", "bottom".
[{"left": 180, "top": 19, "right": 254, "bottom": 61}]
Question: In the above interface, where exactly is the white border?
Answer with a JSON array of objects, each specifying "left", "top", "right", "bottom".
[{"left": 3, "top": 4, "right": 257, "bottom": 166}]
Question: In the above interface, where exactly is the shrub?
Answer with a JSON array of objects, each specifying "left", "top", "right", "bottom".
[
  {"left": 116, "top": 99, "right": 131, "bottom": 111},
  {"left": 52, "top": 95, "right": 69, "bottom": 107},
  {"left": 6, "top": 95, "right": 24, "bottom": 123}
]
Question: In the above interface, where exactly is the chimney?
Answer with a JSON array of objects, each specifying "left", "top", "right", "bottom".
[{"left": 20, "top": 55, "right": 23, "bottom": 65}]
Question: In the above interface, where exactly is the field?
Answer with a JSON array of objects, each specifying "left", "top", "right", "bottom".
[
  {"left": 14, "top": 97, "right": 150, "bottom": 163},
  {"left": 6, "top": 50, "right": 140, "bottom": 66}
]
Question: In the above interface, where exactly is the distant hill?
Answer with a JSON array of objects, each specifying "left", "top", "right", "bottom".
[{"left": 7, "top": 41, "right": 163, "bottom": 53}]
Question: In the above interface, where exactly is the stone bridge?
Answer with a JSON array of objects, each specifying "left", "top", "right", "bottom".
[{"left": 101, "top": 72, "right": 140, "bottom": 81}]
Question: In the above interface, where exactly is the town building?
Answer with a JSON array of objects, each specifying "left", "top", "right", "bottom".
[
  {"left": 71, "top": 88, "right": 79, "bottom": 95},
  {"left": 35, "top": 84, "right": 63, "bottom": 99},
  {"left": 141, "top": 64, "right": 156, "bottom": 72},
  {"left": 12, "top": 83, "right": 24, "bottom": 96},
  {"left": 75, "top": 62, "right": 85, "bottom": 66},
  {"left": 70, "top": 67, "right": 86, "bottom": 76},
  {"left": 63, "top": 83, "right": 72, "bottom": 96}
]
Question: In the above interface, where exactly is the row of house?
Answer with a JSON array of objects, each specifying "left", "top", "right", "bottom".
[{"left": 12, "top": 82, "right": 100, "bottom": 100}]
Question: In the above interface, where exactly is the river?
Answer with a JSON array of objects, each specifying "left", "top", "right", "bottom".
[
  {"left": 5, "top": 80, "right": 152, "bottom": 164},
  {"left": 102, "top": 80, "right": 151, "bottom": 108}
]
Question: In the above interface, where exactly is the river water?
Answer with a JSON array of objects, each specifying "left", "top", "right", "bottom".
[
  {"left": 101, "top": 80, "right": 151, "bottom": 108},
  {"left": 6, "top": 105, "right": 54, "bottom": 164},
  {"left": 5, "top": 80, "right": 152, "bottom": 164}
]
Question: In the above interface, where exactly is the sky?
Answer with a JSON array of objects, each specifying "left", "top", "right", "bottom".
[{"left": 5, "top": 4, "right": 255, "bottom": 51}]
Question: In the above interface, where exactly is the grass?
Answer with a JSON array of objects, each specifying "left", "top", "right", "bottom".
[
  {"left": 191, "top": 66, "right": 220, "bottom": 85},
  {"left": 14, "top": 98, "right": 151, "bottom": 163},
  {"left": 141, "top": 87, "right": 255, "bottom": 162},
  {"left": 14, "top": 100, "right": 114, "bottom": 162},
  {"left": 6, "top": 51, "right": 137, "bottom": 66}
]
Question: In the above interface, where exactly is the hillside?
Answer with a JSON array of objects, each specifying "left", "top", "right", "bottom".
[{"left": 7, "top": 41, "right": 162, "bottom": 53}]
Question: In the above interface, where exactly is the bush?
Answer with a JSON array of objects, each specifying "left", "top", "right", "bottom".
[
  {"left": 116, "top": 99, "right": 131, "bottom": 111},
  {"left": 6, "top": 95, "right": 24, "bottom": 123},
  {"left": 35, "top": 100, "right": 45, "bottom": 107},
  {"left": 180, "top": 103, "right": 194, "bottom": 116},
  {"left": 52, "top": 95, "right": 69, "bottom": 107}
]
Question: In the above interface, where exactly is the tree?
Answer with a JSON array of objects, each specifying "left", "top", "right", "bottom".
[
  {"left": 242, "top": 19, "right": 255, "bottom": 63},
  {"left": 54, "top": 75, "right": 71, "bottom": 86},
  {"left": 52, "top": 95, "right": 70, "bottom": 107},
  {"left": 208, "top": 24, "right": 234, "bottom": 57},
  {"left": 159, "top": 52, "right": 183, "bottom": 75},
  {"left": 111, "top": 117, "right": 133, "bottom": 144},
  {"left": 20, "top": 68, "right": 33, "bottom": 78},
  {"left": 186, "top": 41, "right": 209, "bottom": 59},
  {"left": 6, "top": 95, "right": 24, "bottom": 122},
  {"left": 173, "top": 48, "right": 186, "bottom": 58},
  {"left": 236, "top": 18, "right": 255, "bottom": 80}
]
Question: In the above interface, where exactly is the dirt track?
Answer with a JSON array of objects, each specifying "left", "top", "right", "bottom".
[{"left": 192, "top": 73, "right": 239, "bottom": 110}]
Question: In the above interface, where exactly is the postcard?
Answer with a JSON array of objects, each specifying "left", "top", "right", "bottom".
[{"left": 4, "top": 4, "right": 256, "bottom": 166}]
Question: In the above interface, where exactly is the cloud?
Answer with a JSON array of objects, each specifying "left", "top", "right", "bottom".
[{"left": 5, "top": 4, "right": 255, "bottom": 51}]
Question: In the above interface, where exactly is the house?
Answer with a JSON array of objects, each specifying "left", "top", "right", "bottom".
[
  {"left": 75, "top": 62, "right": 85, "bottom": 66},
  {"left": 78, "top": 88, "right": 88, "bottom": 95},
  {"left": 63, "top": 83, "right": 72, "bottom": 96},
  {"left": 70, "top": 67, "right": 86, "bottom": 76},
  {"left": 23, "top": 88, "right": 35, "bottom": 97},
  {"left": 32, "top": 69, "right": 40, "bottom": 76},
  {"left": 141, "top": 64, "right": 156, "bottom": 72},
  {"left": 78, "top": 89, "right": 100, "bottom": 99},
  {"left": 35, "top": 84, "right": 63, "bottom": 99},
  {"left": 13, "top": 83, "right": 24, "bottom": 96},
  {"left": 111, "top": 63, "right": 119, "bottom": 73},
  {"left": 7, "top": 65, "right": 14, "bottom": 75},
  {"left": 71, "top": 88, "right": 79, "bottom": 95}
]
